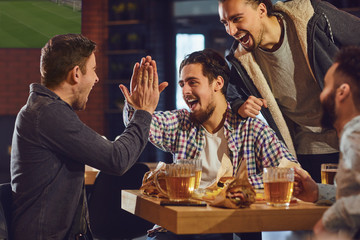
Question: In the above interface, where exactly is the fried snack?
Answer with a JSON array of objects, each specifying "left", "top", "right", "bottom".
[
  {"left": 210, "top": 159, "right": 255, "bottom": 209},
  {"left": 226, "top": 178, "right": 255, "bottom": 207},
  {"left": 201, "top": 188, "right": 223, "bottom": 201},
  {"left": 216, "top": 176, "right": 236, "bottom": 188},
  {"left": 191, "top": 175, "right": 235, "bottom": 202},
  {"left": 139, "top": 162, "right": 167, "bottom": 198},
  {"left": 210, "top": 178, "right": 256, "bottom": 208},
  {"left": 205, "top": 155, "right": 233, "bottom": 190}
]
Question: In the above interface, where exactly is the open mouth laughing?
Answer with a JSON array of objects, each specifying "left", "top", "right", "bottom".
[
  {"left": 185, "top": 97, "right": 199, "bottom": 111},
  {"left": 237, "top": 32, "right": 252, "bottom": 50}
]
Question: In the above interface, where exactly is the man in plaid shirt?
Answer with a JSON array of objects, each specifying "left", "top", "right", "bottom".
[{"left": 123, "top": 49, "right": 298, "bottom": 190}]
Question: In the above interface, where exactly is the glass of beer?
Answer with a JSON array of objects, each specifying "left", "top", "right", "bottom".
[
  {"left": 194, "top": 159, "right": 202, "bottom": 189},
  {"left": 263, "top": 167, "right": 294, "bottom": 207},
  {"left": 321, "top": 163, "right": 338, "bottom": 184},
  {"left": 175, "top": 158, "right": 202, "bottom": 189},
  {"left": 155, "top": 161, "right": 196, "bottom": 201}
]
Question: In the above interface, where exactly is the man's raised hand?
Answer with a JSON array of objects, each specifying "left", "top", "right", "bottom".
[{"left": 119, "top": 57, "right": 168, "bottom": 114}]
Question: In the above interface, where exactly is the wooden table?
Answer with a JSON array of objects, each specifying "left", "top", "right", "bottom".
[{"left": 122, "top": 190, "right": 329, "bottom": 235}]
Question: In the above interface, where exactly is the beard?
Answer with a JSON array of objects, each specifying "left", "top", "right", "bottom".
[
  {"left": 72, "top": 93, "right": 88, "bottom": 111},
  {"left": 190, "top": 101, "right": 216, "bottom": 124},
  {"left": 320, "top": 90, "right": 337, "bottom": 130},
  {"left": 239, "top": 27, "right": 263, "bottom": 52},
  {"left": 238, "top": 33, "right": 258, "bottom": 53},
  {"left": 72, "top": 101, "right": 86, "bottom": 111}
]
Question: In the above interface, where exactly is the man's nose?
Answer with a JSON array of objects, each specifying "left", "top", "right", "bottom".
[
  {"left": 226, "top": 22, "right": 237, "bottom": 37},
  {"left": 182, "top": 84, "right": 191, "bottom": 95}
]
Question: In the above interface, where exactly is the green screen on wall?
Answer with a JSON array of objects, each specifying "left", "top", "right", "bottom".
[{"left": 0, "top": 0, "right": 81, "bottom": 48}]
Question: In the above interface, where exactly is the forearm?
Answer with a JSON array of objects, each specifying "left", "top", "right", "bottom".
[
  {"left": 317, "top": 183, "right": 336, "bottom": 203},
  {"left": 230, "top": 98, "right": 245, "bottom": 115},
  {"left": 226, "top": 82, "right": 246, "bottom": 114},
  {"left": 82, "top": 110, "right": 152, "bottom": 175},
  {"left": 322, "top": 194, "right": 360, "bottom": 234},
  {"left": 110, "top": 110, "right": 153, "bottom": 174},
  {"left": 148, "top": 110, "right": 182, "bottom": 153},
  {"left": 258, "top": 126, "right": 298, "bottom": 166},
  {"left": 40, "top": 104, "right": 152, "bottom": 176}
]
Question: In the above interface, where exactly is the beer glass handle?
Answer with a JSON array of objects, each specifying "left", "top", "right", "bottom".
[{"left": 154, "top": 171, "right": 168, "bottom": 198}]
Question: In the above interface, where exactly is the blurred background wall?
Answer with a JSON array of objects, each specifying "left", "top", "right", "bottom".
[{"left": 0, "top": 0, "right": 359, "bottom": 183}]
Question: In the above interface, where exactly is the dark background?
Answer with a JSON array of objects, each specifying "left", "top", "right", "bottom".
[{"left": 0, "top": 0, "right": 359, "bottom": 183}]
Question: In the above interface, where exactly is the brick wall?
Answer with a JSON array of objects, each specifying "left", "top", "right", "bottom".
[
  {"left": 0, "top": 49, "right": 40, "bottom": 115},
  {"left": 0, "top": 0, "right": 108, "bottom": 135},
  {"left": 78, "top": 0, "right": 108, "bottom": 135}
]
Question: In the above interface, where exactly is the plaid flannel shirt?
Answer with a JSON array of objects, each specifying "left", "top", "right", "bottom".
[{"left": 124, "top": 103, "right": 297, "bottom": 189}]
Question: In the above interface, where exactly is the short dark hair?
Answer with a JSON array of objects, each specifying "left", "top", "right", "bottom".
[
  {"left": 218, "top": 0, "right": 274, "bottom": 16},
  {"left": 40, "top": 34, "right": 96, "bottom": 88},
  {"left": 179, "top": 49, "right": 230, "bottom": 95},
  {"left": 334, "top": 45, "right": 360, "bottom": 110}
]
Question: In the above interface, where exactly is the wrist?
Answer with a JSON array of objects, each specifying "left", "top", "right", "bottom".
[
  {"left": 125, "top": 100, "right": 135, "bottom": 111},
  {"left": 137, "top": 106, "right": 155, "bottom": 115}
]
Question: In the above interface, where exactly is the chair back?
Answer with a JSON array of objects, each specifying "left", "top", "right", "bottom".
[
  {"left": 0, "top": 183, "right": 12, "bottom": 240},
  {"left": 88, "top": 163, "right": 153, "bottom": 239}
]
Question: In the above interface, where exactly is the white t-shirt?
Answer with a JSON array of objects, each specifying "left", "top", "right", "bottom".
[{"left": 198, "top": 126, "right": 230, "bottom": 188}]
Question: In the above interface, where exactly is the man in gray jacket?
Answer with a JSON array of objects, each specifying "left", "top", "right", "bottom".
[
  {"left": 294, "top": 45, "right": 360, "bottom": 239},
  {"left": 218, "top": 0, "right": 360, "bottom": 182},
  {"left": 10, "top": 34, "right": 163, "bottom": 240}
]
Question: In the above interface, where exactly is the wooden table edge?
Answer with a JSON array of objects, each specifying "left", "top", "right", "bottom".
[{"left": 121, "top": 189, "right": 329, "bottom": 234}]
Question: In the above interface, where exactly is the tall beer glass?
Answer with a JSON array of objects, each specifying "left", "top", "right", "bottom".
[
  {"left": 263, "top": 167, "right": 294, "bottom": 207},
  {"left": 321, "top": 163, "right": 338, "bottom": 184},
  {"left": 155, "top": 160, "right": 196, "bottom": 201}
]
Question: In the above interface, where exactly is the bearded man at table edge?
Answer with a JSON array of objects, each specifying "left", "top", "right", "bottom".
[
  {"left": 10, "top": 33, "right": 166, "bottom": 240},
  {"left": 123, "top": 48, "right": 299, "bottom": 190},
  {"left": 121, "top": 49, "right": 299, "bottom": 240},
  {"left": 293, "top": 46, "right": 360, "bottom": 239}
]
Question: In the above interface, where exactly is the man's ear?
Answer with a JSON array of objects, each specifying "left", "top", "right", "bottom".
[
  {"left": 68, "top": 66, "right": 80, "bottom": 84},
  {"left": 258, "top": 2, "right": 267, "bottom": 18},
  {"left": 214, "top": 76, "right": 224, "bottom": 92},
  {"left": 337, "top": 83, "right": 351, "bottom": 102}
]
